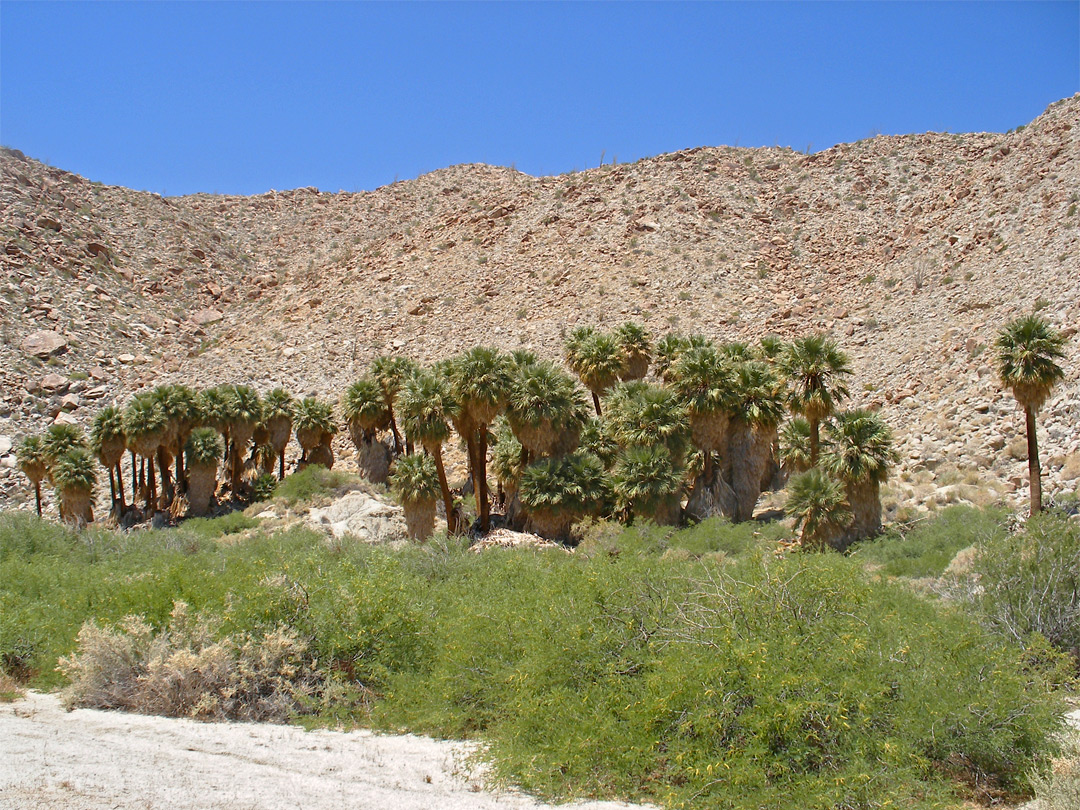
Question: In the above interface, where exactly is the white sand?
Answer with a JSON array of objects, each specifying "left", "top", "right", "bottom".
[{"left": 0, "top": 692, "right": 650, "bottom": 810}]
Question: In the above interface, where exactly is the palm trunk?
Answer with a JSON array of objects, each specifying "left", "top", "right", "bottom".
[
  {"left": 402, "top": 498, "right": 437, "bottom": 541},
  {"left": 278, "top": 450, "right": 286, "bottom": 480},
  {"left": 464, "top": 432, "right": 480, "bottom": 527},
  {"left": 130, "top": 450, "right": 138, "bottom": 496},
  {"left": 432, "top": 449, "right": 457, "bottom": 534},
  {"left": 592, "top": 391, "right": 602, "bottom": 417},
  {"left": 147, "top": 456, "right": 157, "bottom": 510},
  {"left": 809, "top": 417, "right": 821, "bottom": 467},
  {"left": 187, "top": 463, "right": 217, "bottom": 516},
  {"left": 387, "top": 404, "right": 403, "bottom": 456},
  {"left": 156, "top": 446, "right": 174, "bottom": 506},
  {"left": 478, "top": 427, "right": 491, "bottom": 533},
  {"left": 176, "top": 445, "right": 187, "bottom": 494},
  {"left": 1026, "top": 406, "right": 1042, "bottom": 515},
  {"left": 108, "top": 467, "right": 116, "bottom": 511},
  {"left": 34, "top": 481, "right": 42, "bottom": 517},
  {"left": 844, "top": 480, "right": 882, "bottom": 547},
  {"left": 115, "top": 462, "right": 126, "bottom": 514}
]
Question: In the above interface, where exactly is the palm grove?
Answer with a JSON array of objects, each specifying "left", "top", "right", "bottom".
[{"left": 16, "top": 315, "right": 1068, "bottom": 547}]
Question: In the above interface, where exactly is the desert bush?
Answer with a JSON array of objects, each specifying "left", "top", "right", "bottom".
[
  {"left": 966, "top": 512, "right": 1080, "bottom": 654},
  {"left": 1031, "top": 734, "right": 1080, "bottom": 810},
  {"left": 60, "top": 601, "right": 318, "bottom": 722},
  {"left": 853, "top": 505, "right": 1009, "bottom": 578},
  {"left": 272, "top": 465, "right": 355, "bottom": 506}
]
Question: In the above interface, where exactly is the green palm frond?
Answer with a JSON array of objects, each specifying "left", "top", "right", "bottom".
[
  {"left": 604, "top": 382, "right": 689, "bottom": 457},
  {"left": 730, "top": 361, "right": 787, "bottom": 427},
  {"left": 670, "top": 344, "right": 737, "bottom": 417},
  {"left": 196, "top": 386, "right": 233, "bottom": 432},
  {"left": 52, "top": 447, "right": 98, "bottom": 493},
  {"left": 518, "top": 451, "right": 610, "bottom": 516},
  {"left": 227, "top": 384, "right": 263, "bottom": 429},
  {"left": 996, "top": 315, "right": 1067, "bottom": 413},
  {"left": 388, "top": 453, "right": 441, "bottom": 504},
  {"left": 786, "top": 468, "right": 850, "bottom": 547},
  {"left": 491, "top": 421, "right": 527, "bottom": 487},
  {"left": 293, "top": 397, "right": 338, "bottom": 437},
  {"left": 122, "top": 393, "right": 168, "bottom": 443},
  {"left": 447, "top": 346, "right": 513, "bottom": 426},
  {"left": 779, "top": 417, "right": 812, "bottom": 472},
  {"left": 42, "top": 423, "right": 88, "bottom": 469},
  {"left": 612, "top": 444, "right": 683, "bottom": 514},
  {"left": 398, "top": 370, "right": 457, "bottom": 448},
  {"left": 342, "top": 376, "right": 391, "bottom": 432},
  {"left": 16, "top": 435, "right": 48, "bottom": 482},
  {"left": 184, "top": 427, "right": 223, "bottom": 469},
  {"left": 262, "top": 387, "right": 296, "bottom": 421},
  {"left": 506, "top": 360, "right": 590, "bottom": 434},
  {"left": 579, "top": 418, "right": 619, "bottom": 469},
  {"left": 371, "top": 355, "right": 419, "bottom": 400},
  {"left": 780, "top": 334, "right": 852, "bottom": 422},
  {"left": 824, "top": 409, "right": 898, "bottom": 485}
]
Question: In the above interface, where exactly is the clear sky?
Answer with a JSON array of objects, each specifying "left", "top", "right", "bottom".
[{"left": 2, "top": 1, "right": 1077, "bottom": 196}]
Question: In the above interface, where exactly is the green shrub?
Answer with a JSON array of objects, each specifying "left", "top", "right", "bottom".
[
  {"left": 251, "top": 473, "right": 277, "bottom": 503},
  {"left": 853, "top": 505, "right": 1008, "bottom": 578},
  {"left": 272, "top": 465, "right": 355, "bottom": 506},
  {"left": 966, "top": 512, "right": 1080, "bottom": 654}
]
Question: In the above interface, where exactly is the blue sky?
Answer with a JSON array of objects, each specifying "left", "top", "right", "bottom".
[{"left": 2, "top": 1, "right": 1077, "bottom": 196}]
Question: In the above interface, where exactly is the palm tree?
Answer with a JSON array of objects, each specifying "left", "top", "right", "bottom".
[
  {"left": 261, "top": 388, "right": 296, "bottom": 479},
  {"left": 824, "top": 409, "right": 897, "bottom": 545},
  {"left": 224, "top": 385, "right": 263, "bottom": 495},
  {"left": 780, "top": 334, "right": 852, "bottom": 467},
  {"left": 566, "top": 329, "right": 623, "bottom": 415},
  {"left": 123, "top": 393, "right": 168, "bottom": 510},
  {"left": 90, "top": 406, "right": 127, "bottom": 516},
  {"left": 506, "top": 360, "right": 590, "bottom": 458},
  {"left": 52, "top": 447, "right": 97, "bottom": 527},
  {"left": 293, "top": 397, "right": 337, "bottom": 469},
  {"left": 149, "top": 384, "right": 197, "bottom": 505},
  {"left": 615, "top": 321, "right": 652, "bottom": 381},
  {"left": 786, "top": 468, "right": 850, "bottom": 551},
  {"left": 388, "top": 453, "right": 441, "bottom": 540},
  {"left": 342, "top": 376, "right": 392, "bottom": 483},
  {"left": 612, "top": 445, "right": 683, "bottom": 526},
  {"left": 371, "top": 355, "right": 417, "bottom": 456},
  {"left": 518, "top": 451, "right": 610, "bottom": 541},
  {"left": 447, "top": 347, "right": 513, "bottom": 533},
  {"left": 491, "top": 421, "right": 528, "bottom": 529},
  {"left": 726, "top": 361, "right": 787, "bottom": 522},
  {"left": 184, "top": 427, "right": 223, "bottom": 516},
  {"left": 653, "top": 333, "right": 689, "bottom": 384},
  {"left": 996, "top": 315, "right": 1068, "bottom": 515},
  {"left": 15, "top": 436, "right": 48, "bottom": 517},
  {"left": 398, "top": 369, "right": 460, "bottom": 534},
  {"left": 669, "top": 343, "right": 735, "bottom": 480},
  {"left": 779, "top": 416, "right": 812, "bottom": 478},
  {"left": 41, "top": 423, "right": 88, "bottom": 484},
  {"left": 604, "top": 382, "right": 689, "bottom": 462}
]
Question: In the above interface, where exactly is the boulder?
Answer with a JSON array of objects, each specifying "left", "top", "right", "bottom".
[
  {"left": 21, "top": 330, "right": 68, "bottom": 359},
  {"left": 192, "top": 308, "right": 224, "bottom": 326},
  {"left": 306, "top": 490, "right": 407, "bottom": 543},
  {"left": 39, "top": 373, "right": 69, "bottom": 394}
]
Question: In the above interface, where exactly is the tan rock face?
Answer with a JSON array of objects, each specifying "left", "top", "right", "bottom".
[
  {"left": 2, "top": 97, "right": 1080, "bottom": 513},
  {"left": 21, "top": 330, "right": 68, "bottom": 359}
]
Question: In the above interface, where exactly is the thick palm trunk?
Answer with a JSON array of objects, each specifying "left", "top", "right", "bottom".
[
  {"left": 527, "top": 508, "right": 572, "bottom": 542},
  {"left": 156, "top": 446, "right": 174, "bottom": 506},
  {"left": 60, "top": 487, "right": 93, "bottom": 528},
  {"left": 1026, "top": 406, "right": 1042, "bottom": 515},
  {"left": 591, "top": 392, "right": 603, "bottom": 417},
  {"left": 685, "top": 470, "right": 737, "bottom": 521},
  {"left": 187, "top": 463, "right": 217, "bottom": 516},
  {"left": 729, "top": 423, "right": 776, "bottom": 523},
  {"left": 402, "top": 498, "right": 437, "bottom": 541},
  {"left": 844, "top": 480, "right": 882, "bottom": 547},
  {"left": 431, "top": 449, "right": 457, "bottom": 534},
  {"left": 357, "top": 436, "right": 392, "bottom": 484}
]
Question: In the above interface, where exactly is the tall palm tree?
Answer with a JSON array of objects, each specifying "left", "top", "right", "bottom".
[
  {"left": 149, "top": 384, "right": 197, "bottom": 504},
  {"left": 447, "top": 347, "right": 513, "bottom": 533},
  {"left": 506, "top": 360, "right": 590, "bottom": 459},
  {"left": 15, "top": 436, "right": 48, "bottom": 517},
  {"left": 371, "top": 355, "right": 418, "bottom": 456},
  {"left": 293, "top": 397, "right": 337, "bottom": 469},
  {"left": 261, "top": 388, "right": 296, "bottom": 479},
  {"left": 52, "top": 447, "right": 97, "bottom": 527},
  {"left": 491, "top": 421, "right": 528, "bottom": 529},
  {"left": 669, "top": 343, "right": 735, "bottom": 482},
  {"left": 123, "top": 393, "right": 168, "bottom": 510},
  {"left": 398, "top": 369, "right": 460, "bottom": 534},
  {"left": 615, "top": 321, "right": 652, "bottom": 381},
  {"left": 342, "top": 376, "right": 392, "bottom": 483},
  {"left": 225, "top": 385, "right": 263, "bottom": 494},
  {"left": 518, "top": 451, "right": 610, "bottom": 541},
  {"left": 726, "top": 361, "right": 787, "bottom": 522},
  {"left": 566, "top": 330, "right": 623, "bottom": 415},
  {"left": 779, "top": 416, "right": 812, "bottom": 478},
  {"left": 996, "top": 315, "right": 1068, "bottom": 515},
  {"left": 388, "top": 453, "right": 441, "bottom": 540},
  {"left": 90, "top": 406, "right": 127, "bottom": 516},
  {"left": 184, "top": 427, "right": 223, "bottom": 516},
  {"left": 780, "top": 334, "right": 852, "bottom": 467},
  {"left": 786, "top": 468, "right": 850, "bottom": 552},
  {"left": 824, "top": 409, "right": 897, "bottom": 545}
]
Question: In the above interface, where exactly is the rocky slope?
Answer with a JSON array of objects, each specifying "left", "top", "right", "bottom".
[{"left": 2, "top": 95, "right": 1078, "bottom": 516}]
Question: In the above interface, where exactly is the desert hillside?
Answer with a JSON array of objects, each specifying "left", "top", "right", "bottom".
[{"left": 2, "top": 95, "right": 1078, "bottom": 513}]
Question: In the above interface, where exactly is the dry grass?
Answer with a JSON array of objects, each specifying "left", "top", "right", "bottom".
[
  {"left": 1031, "top": 734, "right": 1080, "bottom": 810},
  {"left": 59, "top": 601, "right": 319, "bottom": 723}
]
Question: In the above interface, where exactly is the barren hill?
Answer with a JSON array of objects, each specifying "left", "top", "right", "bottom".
[{"left": 2, "top": 95, "right": 1078, "bottom": 514}]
